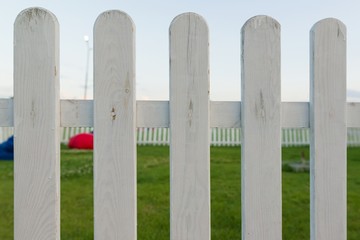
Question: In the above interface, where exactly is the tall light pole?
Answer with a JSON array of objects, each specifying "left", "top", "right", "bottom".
[{"left": 83, "top": 35, "right": 92, "bottom": 99}]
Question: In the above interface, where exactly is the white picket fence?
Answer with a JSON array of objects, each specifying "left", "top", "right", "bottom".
[
  {"left": 1, "top": 7, "right": 357, "bottom": 240},
  {"left": 3, "top": 126, "right": 360, "bottom": 147}
]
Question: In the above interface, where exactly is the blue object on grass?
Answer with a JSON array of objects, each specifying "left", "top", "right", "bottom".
[{"left": 0, "top": 136, "right": 14, "bottom": 160}]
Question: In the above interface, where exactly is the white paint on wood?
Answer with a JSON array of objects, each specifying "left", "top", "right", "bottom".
[
  {"left": 282, "top": 102, "right": 309, "bottom": 128},
  {"left": 310, "top": 18, "right": 347, "bottom": 240},
  {"left": 14, "top": 8, "right": 60, "bottom": 240},
  {"left": 3, "top": 9, "right": 358, "bottom": 239},
  {"left": 1, "top": 99, "right": 360, "bottom": 128},
  {"left": 94, "top": 10, "right": 136, "bottom": 240},
  {"left": 137, "top": 100, "right": 169, "bottom": 127},
  {"left": 0, "top": 99, "right": 13, "bottom": 127},
  {"left": 170, "top": 13, "right": 210, "bottom": 240},
  {"left": 346, "top": 102, "right": 360, "bottom": 127},
  {"left": 210, "top": 101, "right": 240, "bottom": 128},
  {"left": 61, "top": 100, "right": 93, "bottom": 127},
  {"left": 58, "top": 101, "right": 360, "bottom": 128},
  {"left": 241, "top": 16, "right": 282, "bottom": 240}
]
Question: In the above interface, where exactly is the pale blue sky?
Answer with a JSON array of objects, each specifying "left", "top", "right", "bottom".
[{"left": 1, "top": 0, "right": 359, "bottom": 101}]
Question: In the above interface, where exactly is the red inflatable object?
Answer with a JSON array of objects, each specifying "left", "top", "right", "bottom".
[{"left": 68, "top": 133, "right": 93, "bottom": 150}]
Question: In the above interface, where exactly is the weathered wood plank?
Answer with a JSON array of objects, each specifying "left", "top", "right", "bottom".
[
  {"left": 210, "top": 101, "right": 240, "bottom": 128},
  {"left": 346, "top": 102, "right": 360, "bottom": 128},
  {"left": 1, "top": 100, "right": 360, "bottom": 128},
  {"left": 14, "top": 8, "right": 60, "bottom": 240},
  {"left": 310, "top": 18, "right": 347, "bottom": 240},
  {"left": 94, "top": 10, "right": 136, "bottom": 240},
  {"left": 0, "top": 98, "right": 13, "bottom": 127},
  {"left": 170, "top": 13, "right": 210, "bottom": 240},
  {"left": 61, "top": 99, "right": 93, "bottom": 127},
  {"left": 241, "top": 16, "right": 282, "bottom": 240},
  {"left": 137, "top": 100, "right": 169, "bottom": 127},
  {"left": 281, "top": 102, "right": 309, "bottom": 128}
]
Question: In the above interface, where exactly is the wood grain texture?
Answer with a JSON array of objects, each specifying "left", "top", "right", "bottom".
[
  {"left": 210, "top": 101, "right": 240, "bottom": 128},
  {"left": 94, "top": 10, "right": 136, "bottom": 240},
  {"left": 137, "top": 100, "right": 169, "bottom": 127},
  {"left": 14, "top": 8, "right": 60, "bottom": 240},
  {"left": 0, "top": 98, "right": 13, "bottom": 127},
  {"left": 346, "top": 102, "right": 360, "bottom": 127},
  {"left": 1, "top": 99, "right": 360, "bottom": 128},
  {"left": 310, "top": 18, "right": 347, "bottom": 240},
  {"left": 281, "top": 102, "right": 309, "bottom": 128},
  {"left": 169, "top": 13, "right": 210, "bottom": 240},
  {"left": 61, "top": 100, "right": 93, "bottom": 127},
  {"left": 241, "top": 16, "right": 282, "bottom": 240}
]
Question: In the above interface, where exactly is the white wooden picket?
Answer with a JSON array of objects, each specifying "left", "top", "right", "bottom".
[
  {"left": 169, "top": 13, "right": 210, "bottom": 240},
  {"left": 1, "top": 6, "right": 358, "bottom": 240},
  {"left": 241, "top": 16, "right": 282, "bottom": 240},
  {"left": 94, "top": 10, "right": 136, "bottom": 239},
  {"left": 310, "top": 18, "right": 347, "bottom": 240},
  {"left": 14, "top": 8, "right": 60, "bottom": 240}
]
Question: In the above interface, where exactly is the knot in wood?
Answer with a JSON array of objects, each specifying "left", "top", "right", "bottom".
[{"left": 111, "top": 107, "right": 116, "bottom": 120}]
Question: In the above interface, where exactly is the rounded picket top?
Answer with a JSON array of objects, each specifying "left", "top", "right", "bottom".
[
  {"left": 93, "top": 10, "right": 137, "bottom": 238},
  {"left": 241, "top": 15, "right": 280, "bottom": 34},
  {"left": 310, "top": 18, "right": 346, "bottom": 40},
  {"left": 14, "top": 7, "right": 60, "bottom": 240},
  {"left": 94, "top": 10, "right": 135, "bottom": 33},
  {"left": 14, "top": 7, "right": 58, "bottom": 27},
  {"left": 169, "top": 12, "right": 209, "bottom": 35},
  {"left": 241, "top": 15, "right": 282, "bottom": 240},
  {"left": 309, "top": 16, "right": 347, "bottom": 240},
  {"left": 169, "top": 12, "right": 210, "bottom": 240}
]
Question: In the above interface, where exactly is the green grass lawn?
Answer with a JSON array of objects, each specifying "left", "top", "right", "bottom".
[{"left": 1, "top": 146, "right": 360, "bottom": 239}]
